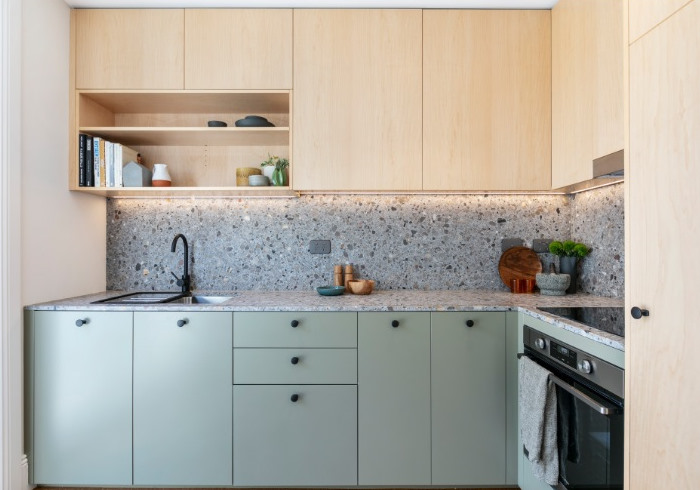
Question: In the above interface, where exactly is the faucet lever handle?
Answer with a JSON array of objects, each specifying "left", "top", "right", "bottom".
[{"left": 170, "top": 271, "right": 184, "bottom": 286}]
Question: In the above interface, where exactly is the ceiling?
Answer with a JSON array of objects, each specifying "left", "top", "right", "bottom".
[{"left": 64, "top": 0, "right": 558, "bottom": 8}]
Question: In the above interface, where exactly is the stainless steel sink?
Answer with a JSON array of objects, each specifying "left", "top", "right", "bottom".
[
  {"left": 92, "top": 291, "right": 187, "bottom": 304},
  {"left": 171, "top": 295, "right": 233, "bottom": 305}
]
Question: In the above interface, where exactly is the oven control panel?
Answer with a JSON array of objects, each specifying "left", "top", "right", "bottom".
[{"left": 550, "top": 340, "right": 577, "bottom": 369}]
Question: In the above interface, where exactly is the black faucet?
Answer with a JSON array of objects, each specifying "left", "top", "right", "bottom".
[{"left": 170, "top": 234, "right": 191, "bottom": 293}]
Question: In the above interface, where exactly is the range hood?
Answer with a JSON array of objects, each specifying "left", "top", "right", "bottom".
[{"left": 593, "top": 149, "right": 624, "bottom": 178}]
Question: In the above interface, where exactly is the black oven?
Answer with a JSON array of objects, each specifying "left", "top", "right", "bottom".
[{"left": 523, "top": 325, "right": 624, "bottom": 490}]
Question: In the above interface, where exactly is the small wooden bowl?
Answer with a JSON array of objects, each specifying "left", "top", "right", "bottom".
[{"left": 347, "top": 279, "right": 375, "bottom": 295}]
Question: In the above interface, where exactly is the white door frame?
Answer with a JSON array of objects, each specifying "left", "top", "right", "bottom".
[{"left": 1, "top": 0, "right": 26, "bottom": 488}]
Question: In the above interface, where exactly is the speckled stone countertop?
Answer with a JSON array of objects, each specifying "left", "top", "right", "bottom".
[{"left": 26, "top": 289, "right": 625, "bottom": 351}]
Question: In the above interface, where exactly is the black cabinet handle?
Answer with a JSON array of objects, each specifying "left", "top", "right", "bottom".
[
  {"left": 290, "top": 394, "right": 300, "bottom": 402},
  {"left": 177, "top": 319, "right": 188, "bottom": 327},
  {"left": 291, "top": 356, "right": 300, "bottom": 365},
  {"left": 391, "top": 320, "right": 400, "bottom": 328},
  {"left": 466, "top": 319, "right": 475, "bottom": 328},
  {"left": 631, "top": 307, "right": 650, "bottom": 319},
  {"left": 75, "top": 318, "right": 89, "bottom": 327},
  {"left": 291, "top": 320, "right": 299, "bottom": 328}
]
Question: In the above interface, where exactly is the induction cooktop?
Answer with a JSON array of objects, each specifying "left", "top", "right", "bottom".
[{"left": 537, "top": 306, "right": 625, "bottom": 337}]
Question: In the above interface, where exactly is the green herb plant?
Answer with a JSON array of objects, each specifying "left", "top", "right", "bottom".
[
  {"left": 548, "top": 240, "right": 591, "bottom": 258},
  {"left": 260, "top": 154, "right": 290, "bottom": 186}
]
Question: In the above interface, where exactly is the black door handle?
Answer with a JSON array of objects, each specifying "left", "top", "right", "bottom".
[
  {"left": 290, "top": 394, "right": 300, "bottom": 402},
  {"left": 291, "top": 320, "right": 299, "bottom": 328},
  {"left": 631, "top": 307, "right": 649, "bottom": 319},
  {"left": 291, "top": 356, "right": 300, "bottom": 365},
  {"left": 465, "top": 319, "right": 474, "bottom": 327},
  {"left": 75, "top": 318, "right": 89, "bottom": 327},
  {"left": 391, "top": 320, "right": 400, "bottom": 328}
]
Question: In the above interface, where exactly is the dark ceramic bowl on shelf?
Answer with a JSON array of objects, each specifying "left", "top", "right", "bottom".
[
  {"left": 235, "top": 115, "right": 275, "bottom": 127},
  {"left": 316, "top": 285, "right": 345, "bottom": 296},
  {"left": 207, "top": 120, "right": 227, "bottom": 127}
]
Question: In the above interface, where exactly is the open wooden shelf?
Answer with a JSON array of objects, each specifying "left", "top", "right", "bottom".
[
  {"left": 79, "top": 127, "right": 290, "bottom": 147},
  {"left": 72, "top": 186, "right": 297, "bottom": 198}
]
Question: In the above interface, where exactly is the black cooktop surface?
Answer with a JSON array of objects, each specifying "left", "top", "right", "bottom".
[{"left": 538, "top": 306, "right": 625, "bottom": 337}]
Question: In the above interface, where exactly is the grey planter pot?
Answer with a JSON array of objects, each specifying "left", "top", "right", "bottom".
[{"left": 558, "top": 256, "right": 578, "bottom": 294}]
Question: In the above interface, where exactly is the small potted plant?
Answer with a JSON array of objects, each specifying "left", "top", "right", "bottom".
[
  {"left": 548, "top": 240, "right": 591, "bottom": 294},
  {"left": 260, "top": 154, "right": 289, "bottom": 186}
]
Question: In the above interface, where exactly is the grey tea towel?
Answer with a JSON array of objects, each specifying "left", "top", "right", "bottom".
[{"left": 519, "top": 356, "right": 559, "bottom": 486}]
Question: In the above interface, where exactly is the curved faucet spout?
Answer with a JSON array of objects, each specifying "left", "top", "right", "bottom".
[{"left": 171, "top": 234, "right": 190, "bottom": 293}]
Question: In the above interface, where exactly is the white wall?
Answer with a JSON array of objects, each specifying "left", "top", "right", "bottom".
[{"left": 21, "top": 0, "right": 106, "bottom": 305}]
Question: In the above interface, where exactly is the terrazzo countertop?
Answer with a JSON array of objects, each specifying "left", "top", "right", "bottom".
[{"left": 26, "top": 289, "right": 625, "bottom": 351}]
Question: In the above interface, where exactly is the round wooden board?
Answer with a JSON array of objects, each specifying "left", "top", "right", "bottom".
[{"left": 498, "top": 246, "right": 542, "bottom": 287}]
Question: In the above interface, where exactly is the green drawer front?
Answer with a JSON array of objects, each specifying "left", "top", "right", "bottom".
[{"left": 234, "top": 312, "right": 357, "bottom": 347}]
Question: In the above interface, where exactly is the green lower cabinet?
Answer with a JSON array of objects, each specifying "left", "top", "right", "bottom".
[
  {"left": 133, "top": 311, "right": 233, "bottom": 486},
  {"left": 358, "top": 312, "right": 431, "bottom": 485},
  {"left": 431, "top": 311, "right": 507, "bottom": 486},
  {"left": 233, "top": 385, "right": 357, "bottom": 486},
  {"left": 30, "top": 310, "right": 133, "bottom": 486}
]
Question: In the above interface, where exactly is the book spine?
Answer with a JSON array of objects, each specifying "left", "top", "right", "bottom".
[
  {"left": 92, "top": 136, "right": 101, "bottom": 187},
  {"left": 85, "top": 136, "right": 94, "bottom": 187},
  {"left": 78, "top": 134, "right": 86, "bottom": 187},
  {"left": 99, "top": 139, "right": 106, "bottom": 187},
  {"left": 115, "top": 144, "right": 123, "bottom": 187},
  {"left": 105, "top": 141, "right": 114, "bottom": 187}
]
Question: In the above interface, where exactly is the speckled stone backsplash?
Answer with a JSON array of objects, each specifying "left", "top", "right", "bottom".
[{"left": 106, "top": 184, "right": 623, "bottom": 296}]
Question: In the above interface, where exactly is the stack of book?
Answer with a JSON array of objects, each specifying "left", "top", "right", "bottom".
[{"left": 78, "top": 134, "right": 139, "bottom": 187}]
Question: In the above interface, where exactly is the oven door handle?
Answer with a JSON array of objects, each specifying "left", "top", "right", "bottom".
[
  {"left": 518, "top": 353, "right": 622, "bottom": 415},
  {"left": 548, "top": 374, "right": 622, "bottom": 415}
]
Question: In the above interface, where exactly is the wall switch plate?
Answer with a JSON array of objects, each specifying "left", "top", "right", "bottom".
[
  {"left": 532, "top": 239, "right": 553, "bottom": 253},
  {"left": 501, "top": 238, "right": 524, "bottom": 252},
  {"left": 309, "top": 240, "right": 331, "bottom": 254}
]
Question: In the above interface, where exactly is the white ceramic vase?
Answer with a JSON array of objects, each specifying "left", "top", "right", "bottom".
[
  {"left": 261, "top": 165, "right": 275, "bottom": 184},
  {"left": 152, "top": 163, "right": 172, "bottom": 187}
]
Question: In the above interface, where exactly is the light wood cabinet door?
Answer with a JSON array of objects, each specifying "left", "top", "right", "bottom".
[
  {"left": 358, "top": 312, "right": 431, "bottom": 485},
  {"left": 293, "top": 9, "right": 423, "bottom": 191},
  {"left": 133, "top": 312, "right": 233, "bottom": 486},
  {"left": 423, "top": 10, "right": 551, "bottom": 191},
  {"left": 233, "top": 385, "right": 357, "bottom": 486},
  {"left": 551, "top": 0, "right": 624, "bottom": 189},
  {"left": 629, "top": 0, "right": 692, "bottom": 42},
  {"left": 431, "top": 312, "right": 507, "bottom": 485},
  {"left": 628, "top": 1, "right": 700, "bottom": 487},
  {"left": 185, "top": 9, "right": 292, "bottom": 89},
  {"left": 32, "top": 311, "right": 132, "bottom": 485},
  {"left": 74, "top": 9, "right": 184, "bottom": 89}
]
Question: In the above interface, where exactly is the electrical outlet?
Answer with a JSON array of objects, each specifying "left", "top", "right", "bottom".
[
  {"left": 309, "top": 240, "right": 331, "bottom": 254},
  {"left": 501, "top": 238, "right": 524, "bottom": 252},
  {"left": 532, "top": 239, "right": 553, "bottom": 253}
]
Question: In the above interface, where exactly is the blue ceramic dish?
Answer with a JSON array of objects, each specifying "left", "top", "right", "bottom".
[{"left": 316, "top": 285, "right": 345, "bottom": 296}]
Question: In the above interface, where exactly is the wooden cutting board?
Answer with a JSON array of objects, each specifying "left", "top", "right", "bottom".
[{"left": 498, "top": 246, "right": 542, "bottom": 287}]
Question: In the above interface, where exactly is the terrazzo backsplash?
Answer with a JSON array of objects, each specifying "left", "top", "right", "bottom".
[{"left": 106, "top": 183, "right": 624, "bottom": 297}]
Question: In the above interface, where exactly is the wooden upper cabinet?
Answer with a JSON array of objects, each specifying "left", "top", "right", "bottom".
[
  {"left": 184, "top": 9, "right": 292, "bottom": 89},
  {"left": 74, "top": 9, "right": 184, "bottom": 90},
  {"left": 292, "top": 10, "right": 423, "bottom": 191},
  {"left": 629, "top": 0, "right": 692, "bottom": 42},
  {"left": 551, "top": 0, "right": 624, "bottom": 189},
  {"left": 423, "top": 10, "right": 551, "bottom": 191}
]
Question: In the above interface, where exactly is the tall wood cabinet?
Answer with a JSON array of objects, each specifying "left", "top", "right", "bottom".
[
  {"left": 627, "top": 0, "right": 700, "bottom": 487},
  {"left": 551, "top": 0, "right": 624, "bottom": 189},
  {"left": 423, "top": 10, "right": 551, "bottom": 191},
  {"left": 292, "top": 9, "right": 423, "bottom": 191}
]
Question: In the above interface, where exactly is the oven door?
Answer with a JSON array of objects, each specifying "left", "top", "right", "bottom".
[{"left": 524, "top": 351, "right": 624, "bottom": 490}]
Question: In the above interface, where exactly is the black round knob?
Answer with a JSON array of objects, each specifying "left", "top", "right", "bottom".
[
  {"left": 290, "top": 394, "right": 299, "bottom": 402},
  {"left": 75, "top": 318, "right": 88, "bottom": 327},
  {"left": 291, "top": 356, "right": 300, "bottom": 365},
  {"left": 631, "top": 307, "right": 649, "bottom": 320},
  {"left": 466, "top": 319, "right": 475, "bottom": 327},
  {"left": 177, "top": 319, "right": 188, "bottom": 327},
  {"left": 291, "top": 320, "right": 299, "bottom": 328},
  {"left": 391, "top": 320, "right": 400, "bottom": 328}
]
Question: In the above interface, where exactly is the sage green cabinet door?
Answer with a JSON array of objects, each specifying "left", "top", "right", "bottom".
[
  {"left": 233, "top": 385, "right": 357, "bottom": 486},
  {"left": 133, "top": 311, "right": 233, "bottom": 486},
  {"left": 358, "top": 312, "right": 431, "bottom": 485},
  {"left": 33, "top": 311, "right": 133, "bottom": 485},
  {"left": 431, "top": 311, "right": 507, "bottom": 485}
]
